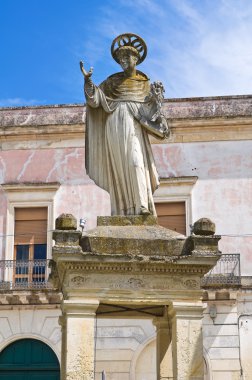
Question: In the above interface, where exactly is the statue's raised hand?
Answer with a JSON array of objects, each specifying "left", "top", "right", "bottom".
[{"left": 80, "top": 61, "right": 93, "bottom": 79}]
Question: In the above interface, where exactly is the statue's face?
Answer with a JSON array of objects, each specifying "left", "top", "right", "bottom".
[{"left": 119, "top": 51, "right": 138, "bottom": 72}]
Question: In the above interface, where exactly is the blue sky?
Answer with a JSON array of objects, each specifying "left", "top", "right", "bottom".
[{"left": 1, "top": 0, "right": 252, "bottom": 107}]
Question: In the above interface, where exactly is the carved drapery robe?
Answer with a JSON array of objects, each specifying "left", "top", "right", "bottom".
[{"left": 85, "top": 71, "right": 162, "bottom": 216}]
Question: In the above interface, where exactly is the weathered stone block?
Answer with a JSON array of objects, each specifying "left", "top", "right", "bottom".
[
  {"left": 55, "top": 213, "right": 77, "bottom": 230},
  {"left": 81, "top": 216, "right": 185, "bottom": 256},
  {"left": 182, "top": 235, "right": 221, "bottom": 256},
  {"left": 53, "top": 230, "right": 81, "bottom": 247},
  {"left": 193, "top": 218, "right": 215, "bottom": 236}
]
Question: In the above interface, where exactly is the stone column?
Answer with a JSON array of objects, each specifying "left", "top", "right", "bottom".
[
  {"left": 153, "top": 313, "right": 173, "bottom": 380},
  {"left": 61, "top": 299, "right": 99, "bottom": 380},
  {"left": 59, "top": 315, "right": 67, "bottom": 380},
  {"left": 169, "top": 302, "right": 205, "bottom": 380}
]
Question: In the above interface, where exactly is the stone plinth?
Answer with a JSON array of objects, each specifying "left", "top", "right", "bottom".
[
  {"left": 81, "top": 215, "right": 186, "bottom": 257},
  {"left": 52, "top": 215, "right": 221, "bottom": 380}
]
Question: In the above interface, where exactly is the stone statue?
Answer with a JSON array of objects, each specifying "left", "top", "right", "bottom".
[{"left": 80, "top": 33, "right": 169, "bottom": 216}]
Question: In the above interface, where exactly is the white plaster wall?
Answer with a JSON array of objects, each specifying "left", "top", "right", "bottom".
[
  {"left": 237, "top": 292, "right": 252, "bottom": 380},
  {"left": 95, "top": 318, "right": 156, "bottom": 380},
  {"left": 239, "top": 315, "right": 252, "bottom": 380},
  {"left": 134, "top": 339, "right": 156, "bottom": 380},
  {"left": 203, "top": 302, "right": 241, "bottom": 379},
  {"left": 191, "top": 178, "right": 252, "bottom": 275},
  {"left": 0, "top": 189, "right": 8, "bottom": 261},
  {"left": 0, "top": 306, "right": 61, "bottom": 361}
]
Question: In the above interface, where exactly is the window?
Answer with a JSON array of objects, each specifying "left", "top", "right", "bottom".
[
  {"left": 3, "top": 183, "right": 59, "bottom": 262},
  {"left": 154, "top": 177, "right": 197, "bottom": 236},
  {"left": 155, "top": 201, "right": 186, "bottom": 235},
  {"left": 14, "top": 207, "right": 47, "bottom": 285}
]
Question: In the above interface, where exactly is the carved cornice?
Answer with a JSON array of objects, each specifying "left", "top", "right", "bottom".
[
  {"left": 1, "top": 95, "right": 252, "bottom": 144},
  {"left": 51, "top": 253, "right": 219, "bottom": 302},
  {"left": 2, "top": 182, "right": 60, "bottom": 193},
  {"left": 53, "top": 253, "right": 219, "bottom": 287}
]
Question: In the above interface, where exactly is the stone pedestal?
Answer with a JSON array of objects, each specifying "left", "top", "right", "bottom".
[
  {"left": 52, "top": 214, "right": 220, "bottom": 380},
  {"left": 61, "top": 300, "right": 99, "bottom": 380}
]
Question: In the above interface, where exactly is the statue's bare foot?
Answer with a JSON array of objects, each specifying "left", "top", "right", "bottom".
[{"left": 140, "top": 206, "right": 151, "bottom": 215}]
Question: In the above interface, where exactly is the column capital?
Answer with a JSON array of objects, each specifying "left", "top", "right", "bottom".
[
  {"left": 62, "top": 299, "right": 99, "bottom": 317},
  {"left": 169, "top": 301, "right": 205, "bottom": 320}
]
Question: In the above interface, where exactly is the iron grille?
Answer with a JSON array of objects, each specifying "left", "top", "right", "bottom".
[
  {"left": 201, "top": 253, "right": 241, "bottom": 287},
  {"left": 0, "top": 259, "right": 53, "bottom": 290}
]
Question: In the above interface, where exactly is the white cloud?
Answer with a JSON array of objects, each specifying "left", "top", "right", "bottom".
[
  {"left": 86, "top": 0, "right": 252, "bottom": 97},
  {"left": 0, "top": 98, "right": 42, "bottom": 107},
  {"left": 167, "top": 0, "right": 252, "bottom": 96}
]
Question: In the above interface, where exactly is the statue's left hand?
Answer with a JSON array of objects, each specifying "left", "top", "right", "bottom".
[{"left": 80, "top": 61, "right": 93, "bottom": 79}]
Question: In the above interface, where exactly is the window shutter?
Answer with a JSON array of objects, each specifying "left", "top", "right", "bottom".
[
  {"left": 14, "top": 207, "right": 47, "bottom": 244},
  {"left": 155, "top": 202, "right": 186, "bottom": 235}
]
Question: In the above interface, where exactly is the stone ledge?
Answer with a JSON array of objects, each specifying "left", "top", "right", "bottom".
[
  {"left": 0, "top": 290, "right": 62, "bottom": 305},
  {"left": 1, "top": 95, "right": 252, "bottom": 127},
  {"left": 2, "top": 96, "right": 252, "bottom": 145}
]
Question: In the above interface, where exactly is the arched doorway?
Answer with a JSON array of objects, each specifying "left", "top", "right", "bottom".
[{"left": 0, "top": 338, "right": 60, "bottom": 379}]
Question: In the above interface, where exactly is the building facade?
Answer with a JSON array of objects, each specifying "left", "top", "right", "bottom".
[{"left": 0, "top": 95, "right": 252, "bottom": 379}]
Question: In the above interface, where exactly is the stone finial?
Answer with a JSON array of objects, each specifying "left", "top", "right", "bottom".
[
  {"left": 55, "top": 213, "right": 77, "bottom": 230},
  {"left": 192, "top": 218, "right": 215, "bottom": 236},
  {"left": 53, "top": 214, "right": 82, "bottom": 254}
]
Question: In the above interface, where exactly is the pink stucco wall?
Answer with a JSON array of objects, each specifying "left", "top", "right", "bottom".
[
  {"left": 0, "top": 95, "right": 252, "bottom": 275},
  {"left": 0, "top": 146, "right": 110, "bottom": 263},
  {"left": 0, "top": 137, "right": 251, "bottom": 274},
  {"left": 153, "top": 140, "right": 252, "bottom": 275}
]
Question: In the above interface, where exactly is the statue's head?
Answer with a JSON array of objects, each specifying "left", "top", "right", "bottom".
[
  {"left": 116, "top": 46, "right": 139, "bottom": 72},
  {"left": 111, "top": 33, "right": 147, "bottom": 67}
]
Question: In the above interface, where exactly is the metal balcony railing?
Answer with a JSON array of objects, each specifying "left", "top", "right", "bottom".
[
  {"left": 0, "top": 259, "right": 53, "bottom": 290},
  {"left": 201, "top": 253, "right": 241, "bottom": 287}
]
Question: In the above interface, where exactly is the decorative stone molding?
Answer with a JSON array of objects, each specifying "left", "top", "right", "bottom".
[
  {"left": 68, "top": 273, "right": 201, "bottom": 291},
  {"left": 61, "top": 299, "right": 99, "bottom": 316},
  {"left": 0, "top": 291, "right": 62, "bottom": 305}
]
